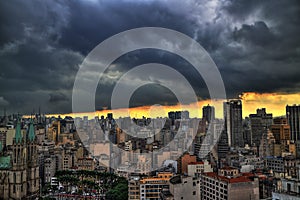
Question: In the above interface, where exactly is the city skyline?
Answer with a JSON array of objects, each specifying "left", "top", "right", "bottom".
[
  {"left": 1, "top": 1, "right": 300, "bottom": 199},
  {"left": 25, "top": 92, "right": 300, "bottom": 119}
]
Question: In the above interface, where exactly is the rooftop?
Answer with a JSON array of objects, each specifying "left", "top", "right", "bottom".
[{"left": 204, "top": 172, "right": 255, "bottom": 184}]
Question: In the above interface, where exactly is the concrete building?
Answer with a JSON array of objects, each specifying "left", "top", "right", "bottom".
[
  {"left": 286, "top": 105, "right": 300, "bottom": 141},
  {"left": 177, "top": 152, "right": 197, "bottom": 175},
  {"left": 270, "top": 118, "right": 296, "bottom": 157},
  {"left": 44, "top": 156, "right": 57, "bottom": 184},
  {"left": 128, "top": 175, "right": 140, "bottom": 200},
  {"left": 273, "top": 170, "right": 300, "bottom": 200},
  {"left": 125, "top": 140, "right": 133, "bottom": 151},
  {"left": 201, "top": 167, "right": 260, "bottom": 200},
  {"left": 286, "top": 105, "right": 300, "bottom": 158},
  {"left": 217, "top": 130, "right": 229, "bottom": 159},
  {"left": 168, "top": 175, "right": 201, "bottom": 200},
  {"left": 187, "top": 160, "right": 213, "bottom": 178},
  {"left": 203, "top": 105, "right": 215, "bottom": 124},
  {"left": 249, "top": 108, "right": 273, "bottom": 147},
  {"left": 224, "top": 100, "right": 244, "bottom": 148},
  {"left": 266, "top": 156, "right": 300, "bottom": 178},
  {"left": 140, "top": 172, "right": 173, "bottom": 200},
  {"left": 77, "top": 157, "right": 95, "bottom": 170},
  {"left": 271, "top": 118, "right": 291, "bottom": 143},
  {"left": 259, "top": 129, "right": 275, "bottom": 158}
]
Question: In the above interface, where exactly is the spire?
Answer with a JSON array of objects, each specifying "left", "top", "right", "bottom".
[
  {"left": 28, "top": 119, "right": 35, "bottom": 142},
  {"left": 15, "top": 119, "right": 22, "bottom": 144}
]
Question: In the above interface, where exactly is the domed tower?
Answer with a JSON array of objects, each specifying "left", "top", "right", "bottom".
[{"left": 26, "top": 119, "right": 40, "bottom": 197}]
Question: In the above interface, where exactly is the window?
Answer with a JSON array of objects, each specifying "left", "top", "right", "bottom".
[
  {"left": 193, "top": 191, "right": 196, "bottom": 195},
  {"left": 13, "top": 173, "right": 16, "bottom": 183},
  {"left": 287, "top": 183, "right": 291, "bottom": 192}
]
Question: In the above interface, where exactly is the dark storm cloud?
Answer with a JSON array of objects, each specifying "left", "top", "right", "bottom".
[
  {"left": 0, "top": 0, "right": 300, "bottom": 113},
  {"left": 212, "top": 0, "right": 300, "bottom": 97},
  {"left": 233, "top": 21, "right": 276, "bottom": 46},
  {"left": 49, "top": 92, "right": 69, "bottom": 103},
  {"left": 0, "top": 97, "right": 9, "bottom": 107},
  {"left": 0, "top": 0, "right": 82, "bottom": 113}
]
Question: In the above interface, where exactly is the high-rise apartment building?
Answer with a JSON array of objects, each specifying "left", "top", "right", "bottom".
[
  {"left": 223, "top": 100, "right": 244, "bottom": 147},
  {"left": 271, "top": 118, "right": 290, "bottom": 143},
  {"left": 249, "top": 108, "right": 273, "bottom": 147},
  {"left": 286, "top": 105, "right": 300, "bottom": 157},
  {"left": 286, "top": 105, "right": 300, "bottom": 141},
  {"left": 202, "top": 105, "right": 215, "bottom": 124}
]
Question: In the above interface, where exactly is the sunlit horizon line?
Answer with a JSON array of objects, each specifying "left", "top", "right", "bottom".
[
  {"left": 22, "top": 92, "right": 300, "bottom": 119},
  {"left": 21, "top": 92, "right": 300, "bottom": 120}
]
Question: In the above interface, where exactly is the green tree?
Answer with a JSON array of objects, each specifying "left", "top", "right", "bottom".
[{"left": 105, "top": 181, "right": 128, "bottom": 200}]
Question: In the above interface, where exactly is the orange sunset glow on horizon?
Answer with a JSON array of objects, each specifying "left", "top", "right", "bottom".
[{"left": 42, "top": 92, "right": 300, "bottom": 119}]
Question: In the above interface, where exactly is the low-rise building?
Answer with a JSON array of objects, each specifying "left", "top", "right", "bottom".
[
  {"left": 201, "top": 167, "right": 260, "bottom": 200},
  {"left": 128, "top": 175, "right": 140, "bottom": 200},
  {"left": 140, "top": 172, "right": 173, "bottom": 200},
  {"left": 77, "top": 157, "right": 95, "bottom": 170},
  {"left": 187, "top": 160, "right": 213, "bottom": 177},
  {"left": 169, "top": 175, "right": 201, "bottom": 200}
]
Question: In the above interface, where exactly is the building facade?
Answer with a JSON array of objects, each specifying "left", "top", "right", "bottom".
[
  {"left": 0, "top": 120, "right": 40, "bottom": 199},
  {"left": 224, "top": 100, "right": 244, "bottom": 148},
  {"left": 201, "top": 167, "right": 259, "bottom": 200},
  {"left": 249, "top": 108, "right": 273, "bottom": 147}
]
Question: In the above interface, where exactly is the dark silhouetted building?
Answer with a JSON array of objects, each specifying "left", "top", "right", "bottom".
[
  {"left": 249, "top": 108, "right": 273, "bottom": 147},
  {"left": 224, "top": 100, "right": 244, "bottom": 147},
  {"left": 286, "top": 105, "right": 300, "bottom": 157},
  {"left": 202, "top": 105, "right": 215, "bottom": 123}
]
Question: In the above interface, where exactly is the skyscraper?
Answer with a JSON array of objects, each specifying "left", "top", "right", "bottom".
[
  {"left": 249, "top": 108, "right": 273, "bottom": 147},
  {"left": 286, "top": 105, "right": 300, "bottom": 141},
  {"left": 286, "top": 105, "right": 300, "bottom": 157},
  {"left": 223, "top": 100, "right": 244, "bottom": 147},
  {"left": 202, "top": 105, "right": 215, "bottom": 123}
]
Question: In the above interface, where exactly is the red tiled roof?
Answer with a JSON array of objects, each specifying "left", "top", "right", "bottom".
[{"left": 203, "top": 172, "right": 255, "bottom": 183}]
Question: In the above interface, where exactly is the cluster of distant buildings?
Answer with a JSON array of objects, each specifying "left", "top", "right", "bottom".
[{"left": 1, "top": 100, "right": 300, "bottom": 199}]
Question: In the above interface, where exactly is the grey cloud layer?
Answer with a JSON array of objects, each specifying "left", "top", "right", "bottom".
[{"left": 0, "top": 0, "right": 299, "bottom": 113}]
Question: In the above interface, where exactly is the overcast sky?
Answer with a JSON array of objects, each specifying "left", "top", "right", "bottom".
[{"left": 0, "top": 0, "right": 299, "bottom": 114}]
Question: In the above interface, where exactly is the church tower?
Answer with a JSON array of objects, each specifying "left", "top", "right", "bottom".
[
  {"left": 10, "top": 119, "right": 27, "bottom": 199},
  {"left": 26, "top": 119, "right": 40, "bottom": 197}
]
